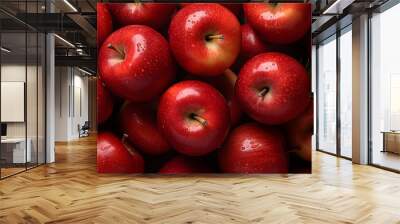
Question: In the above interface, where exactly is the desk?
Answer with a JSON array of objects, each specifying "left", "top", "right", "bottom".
[
  {"left": 1, "top": 138, "right": 31, "bottom": 163},
  {"left": 382, "top": 131, "right": 400, "bottom": 154}
]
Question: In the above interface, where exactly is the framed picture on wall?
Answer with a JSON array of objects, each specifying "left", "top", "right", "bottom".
[{"left": 1, "top": 81, "right": 25, "bottom": 123}]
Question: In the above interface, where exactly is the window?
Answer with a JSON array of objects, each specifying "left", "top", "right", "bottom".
[
  {"left": 317, "top": 35, "right": 337, "bottom": 154},
  {"left": 370, "top": 3, "right": 400, "bottom": 171},
  {"left": 339, "top": 27, "right": 352, "bottom": 158},
  {"left": 0, "top": 1, "right": 47, "bottom": 179}
]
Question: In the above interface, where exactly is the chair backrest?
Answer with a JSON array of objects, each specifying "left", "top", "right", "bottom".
[{"left": 82, "top": 121, "right": 90, "bottom": 129}]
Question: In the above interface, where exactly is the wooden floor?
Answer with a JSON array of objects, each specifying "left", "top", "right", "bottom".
[
  {"left": 1, "top": 167, "right": 26, "bottom": 178},
  {"left": 372, "top": 150, "right": 400, "bottom": 171},
  {"left": 0, "top": 135, "right": 400, "bottom": 223}
]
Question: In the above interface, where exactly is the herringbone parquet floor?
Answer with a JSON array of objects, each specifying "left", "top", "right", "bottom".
[{"left": 0, "top": 135, "right": 400, "bottom": 224}]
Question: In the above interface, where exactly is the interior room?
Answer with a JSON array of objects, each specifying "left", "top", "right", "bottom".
[
  {"left": 0, "top": 0, "right": 96, "bottom": 179},
  {"left": 0, "top": 0, "right": 399, "bottom": 223},
  {"left": 0, "top": 9, "right": 46, "bottom": 177}
]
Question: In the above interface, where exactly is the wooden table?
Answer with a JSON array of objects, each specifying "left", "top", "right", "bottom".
[
  {"left": 381, "top": 131, "right": 400, "bottom": 154},
  {"left": 1, "top": 138, "right": 32, "bottom": 164}
]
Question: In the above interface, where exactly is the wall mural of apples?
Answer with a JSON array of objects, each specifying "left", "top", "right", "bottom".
[{"left": 97, "top": 2, "right": 313, "bottom": 174}]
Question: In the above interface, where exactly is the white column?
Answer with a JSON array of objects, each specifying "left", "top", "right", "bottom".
[
  {"left": 352, "top": 14, "right": 369, "bottom": 164},
  {"left": 45, "top": 0, "right": 56, "bottom": 163},
  {"left": 46, "top": 32, "right": 55, "bottom": 163},
  {"left": 46, "top": 34, "right": 55, "bottom": 163}
]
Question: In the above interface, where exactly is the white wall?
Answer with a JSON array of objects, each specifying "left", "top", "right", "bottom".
[
  {"left": 1, "top": 65, "right": 39, "bottom": 138},
  {"left": 55, "top": 66, "right": 70, "bottom": 141},
  {"left": 54, "top": 67, "right": 89, "bottom": 141},
  {"left": 1, "top": 65, "right": 26, "bottom": 141},
  {"left": 72, "top": 73, "right": 89, "bottom": 138},
  {"left": 1, "top": 63, "right": 46, "bottom": 164}
]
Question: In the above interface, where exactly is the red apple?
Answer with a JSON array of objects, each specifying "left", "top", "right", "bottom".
[
  {"left": 286, "top": 100, "right": 313, "bottom": 161},
  {"left": 97, "top": 3, "right": 113, "bottom": 47},
  {"left": 97, "top": 132, "right": 144, "bottom": 173},
  {"left": 159, "top": 155, "right": 213, "bottom": 174},
  {"left": 98, "top": 25, "right": 176, "bottom": 102},
  {"left": 97, "top": 80, "right": 113, "bottom": 124},
  {"left": 222, "top": 4, "right": 242, "bottom": 17},
  {"left": 119, "top": 102, "right": 170, "bottom": 155},
  {"left": 108, "top": 3, "right": 176, "bottom": 31},
  {"left": 180, "top": 3, "right": 242, "bottom": 17},
  {"left": 231, "top": 24, "right": 270, "bottom": 72},
  {"left": 158, "top": 80, "right": 230, "bottom": 156},
  {"left": 243, "top": 3, "right": 311, "bottom": 44},
  {"left": 206, "top": 70, "right": 242, "bottom": 126},
  {"left": 240, "top": 24, "right": 268, "bottom": 61},
  {"left": 219, "top": 123, "right": 288, "bottom": 173},
  {"left": 183, "top": 70, "right": 242, "bottom": 126},
  {"left": 169, "top": 3, "right": 241, "bottom": 76},
  {"left": 236, "top": 52, "right": 310, "bottom": 125}
]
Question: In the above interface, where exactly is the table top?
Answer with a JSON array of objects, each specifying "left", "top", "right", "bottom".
[
  {"left": 1, "top": 138, "right": 30, "bottom": 143},
  {"left": 381, "top": 131, "right": 400, "bottom": 135}
]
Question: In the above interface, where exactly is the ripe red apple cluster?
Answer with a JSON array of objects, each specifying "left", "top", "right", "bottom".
[{"left": 97, "top": 3, "right": 313, "bottom": 174}]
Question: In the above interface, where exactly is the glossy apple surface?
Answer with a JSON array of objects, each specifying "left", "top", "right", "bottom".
[
  {"left": 219, "top": 123, "right": 288, "bottom": 173},
  {"left": 184, "top": 69, "right": 242, "bottom": 126},
  {"left": 240, "top": 24, "right": 268, "bottom": 61},
  {"left": 221, "top": 4, "right": 242, "bottom": 17},
  {"left": 169, "top": 3, "right": 241, "bottom": 76},
  {"left": 97, "top": 80, "right": 113, "bottom": 124},
  {"left": 97, "top": 132, "right": 144, "bottom": 173},
  {"left": 159, "top": 156, "right": 213, "bottom": 174},
  {"left": 108, "top": 3, "right": 176, "bottom": 30},
  {"left": 98, "top": 25, "right": 176, "bottom": 102},
  {"left": 286, "top": 100, "right": 313, "bottom": 161},
  {"left": 97, "top": 4, "right": 113, "bottom": 47},
  {"left": 236, "top": 52, "right": 310, "bottom": 125},
  {"left": 243, "top": 3, "right": 311, "bottom": 44},
  {"left": 180, "top": 3, "right": 241, "bottom": 17},
  {"left": 119, "top": 102, "right": 170, "bottom": 155},
  {"left": 206, "top": 70, "right": 242, "bottom": 126},
  {"left": 158, "top": 80, "right": 230, "bottom": 156}
]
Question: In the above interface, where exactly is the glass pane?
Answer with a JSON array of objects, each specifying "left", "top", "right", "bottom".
[
  {"left": 317, "top": 36, "right": 337, "bottom": 154},
  {"left": 1, "top": 31, "right": 27, "bottom": 177},
  {"left": 339, "top": 28, "right": 352, "bottom": 158},
  {"left": 371, "top": 4, "right": 400, "bottom": 171},
  {"left": 27, "top": 31, "right": 38, "bottom": 169},
  {"left": 38, "top": 32, "right": 45, "bottom": 165},
  {"left": 312, "top": 45, "right": 317, "bottom": 151}
]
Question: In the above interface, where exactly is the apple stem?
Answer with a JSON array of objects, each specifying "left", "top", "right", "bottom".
[
  {"left": 122, "top": 134, "right": 129, "bottom": 144},
  {"left": 223, "top": 68, "right": 235, "bottom": 76},
  {"left": 107, "top": 44, "right": 125, "bottom": 59},
  {"left": 205, "top": 34, "right": 224, "bottom": 41},
  {"left": 191, "top": 114, "right": 207, "bottom": 126},
  {"left": 121, "top": 134, "right": 136, "bottom": 156},
  {"left": 258, "top": 87, "right": 269, "bottom": 98}
]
